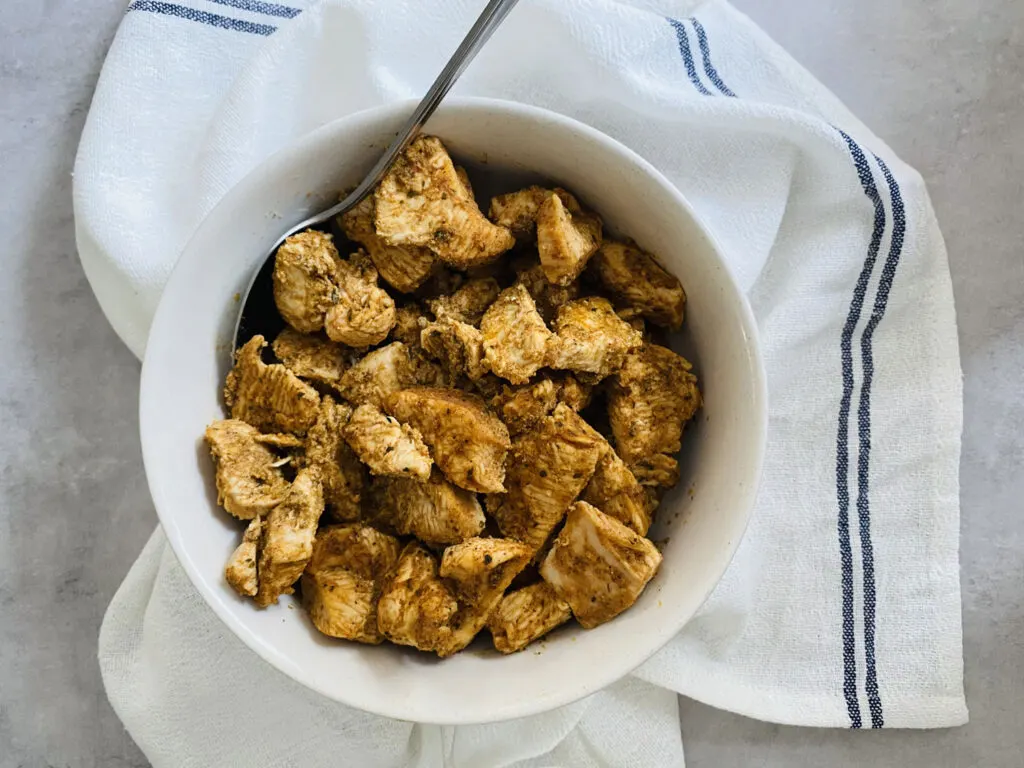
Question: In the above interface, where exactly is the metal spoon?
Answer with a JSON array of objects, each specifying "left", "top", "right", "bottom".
[{"left": 233, "top": 0, "right": 521, "bottom": 349}]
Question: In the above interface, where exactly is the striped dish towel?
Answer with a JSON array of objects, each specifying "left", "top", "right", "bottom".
[{"left": 75, "top": 0, "right": 966, "bottom": 764}]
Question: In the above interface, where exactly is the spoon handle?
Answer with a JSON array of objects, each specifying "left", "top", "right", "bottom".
[{"left": 321, "top": 0, "right": 521, "bottom": 222}]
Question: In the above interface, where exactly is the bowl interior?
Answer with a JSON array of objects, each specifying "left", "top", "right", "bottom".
[{"left": 140, "top": 97, "right": 766, "bottom": 724}]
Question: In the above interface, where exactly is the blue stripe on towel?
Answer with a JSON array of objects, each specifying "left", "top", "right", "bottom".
[
  {"left": 666, "top": 18, "right": 892, "bottom": 730},
  {"left": 690, "top": 18, "right": 737, "bottom": 97},
  {"left": 835, "top": 129, "right": 885, "bottom": 729},
  {"left": 855, "top": 153, "right": 904, "bottom": 729},
  {"left": 127, "top": 1, "right": 277, "bottom": 35},
  {"left": 667, "top": 18, "right": 714, "bottom": 95},
  {"left": 206, "top": 0, "right": 301, "bottom": 19}
]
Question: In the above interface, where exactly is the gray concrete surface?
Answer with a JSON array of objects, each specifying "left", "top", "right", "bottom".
[{"left": 0, "top": 1, "right": 1020, "bottom": 766}]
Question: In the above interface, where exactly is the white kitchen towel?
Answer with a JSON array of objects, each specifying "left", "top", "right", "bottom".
[{"left": 75, "top": 0, "right": 967, "bottom": 765}]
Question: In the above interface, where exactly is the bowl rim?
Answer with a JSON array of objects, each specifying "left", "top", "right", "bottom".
[{"left": 140, "top": 95, "right": 768, "bottom": 723}]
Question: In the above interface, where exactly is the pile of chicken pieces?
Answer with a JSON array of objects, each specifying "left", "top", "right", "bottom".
[{"left": 205, "top": 136, "right": 701, "bottom": 657}]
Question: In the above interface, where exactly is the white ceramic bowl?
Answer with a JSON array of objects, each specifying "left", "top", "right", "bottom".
[{"left": 140, "top": 97, "right": 767, "bottom": 724}]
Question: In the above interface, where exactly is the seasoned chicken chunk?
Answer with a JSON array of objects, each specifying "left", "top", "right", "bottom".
[
  {"left": 440, "top": 537, "right": 532, "bottom": 608},
  {"left": 255, "top": 468, "right": 325, "bottom": 607},
  {"left": 582, "top": 447, "right": 652, "bottom": 535},
  {"left": 271, "top": 328, "right": 349, "bottom": 393},
  {"left": 385, "top": 387, "right": 510, "bottom": 493},
  {"left": 377, "top": 543, "right": 460, "bottom": 654},
  {"left": 224, "top": 516, "right": 262, "bottom": 597},
  {"left": 607, "top": 344, "right": 701, "bottom": 482},
  {"left": 487, "top": 403, "right": 607, "bottom": 551},
  {"left": 204, "top": 419, "right": 294, "bottom": 519},
  {"left": 437, "top": 537, "right": 532, "bottom": 655},
  {"left": 338, "top": 341, "right": 444, "bottom": 407},
  {"left": 480, "top": 284, "right": 554, "bottom": 384},
  {"left": 488, "top": 581, "right": 571, "bottom": 653},
  {"left": 391, "top": 303, "right": 429, "bottom": 348},
  {"left": 428, "top": 277, "right": 500, "bottom": 326},
  {"left": 454, "top": 165, "right": 475, "bottom": 202},
  {"left": 491, "top": 378, "right": 557, "bottom": 435},
  {"left": 489, "top": 373, "right": 594, "bottom": 436},
  {"left": 540, "top": 501, "right": 662, "bottom": 628},
  {"left": 339, "top": 196, "right": 435, "bottom": 293},
  {"left": 301, "top": 524, "right": 400, "bottom": 643},
  {"left": 272, "top": 230, "right": 340, "bottom": 333},
  {"left": 616, "top": 306, "right": 647, "bottom": 336},
  {"left": 593, "top": 240, "right": 686, "bottom": 328},
  {"left": 304, "top": 397, "right": 366, "bottom": 521},
  {"left": 514, "top": 261, "right": 580, "bottom": 323},
  {"left": 324, "top": 250, "right": 397, "bottom": 347},
  {"left": 488, "top": 186, "right": 579, "bottom": 241},
  {"left": 536, "top": 192, "right": 602, "bottom": 286},
  {"left": 343, "top": 403, "right": 432, "bottom": 480},
  {"left": 378, "top": 469, "right": 485, "bottom": 545},
  {"left": 225, "top": 336, "right": 321, "bottom": 435},
  {"left": 374, "top": 136, "right": 515, "bottom": 268},
  {"left": 420, "top": 317, "right": 488, "bottom": 381},
  {"left": 547, "top": 296, "right": 643, "bottom": 378},
  {"left": 628, "top": 452, "right": 681, "bottom": 489},
  {"left": 554, "top": 373, "right": 593, "bottom": 412}
]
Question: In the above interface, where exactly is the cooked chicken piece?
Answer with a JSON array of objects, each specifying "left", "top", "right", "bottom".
[
  {"left": 420, "top": 317, "right": 489, "bottom": 381},
  {"left": 342, "top": 403, "right": 432, "bottom": 480},
  {"left": 540, "top": 501, "right": 662, "bottom": 628},
  {"left": 441, "top": 537, "right": 532, "bottom": 608},
  {"left": 488, "top": 186, "right": 579, "bottom": 241},
  {"left": 628, "top": 452, "right": 681, "bottom": 489},
  {"left": 582, "top": 447, "right": 651, "bottom": 535},
  {"left": 514, "top": 261, "right": 580, "bottom": 323},
  {"left": 272, "top": 230, "right": 340, "bottom": 333},
  {"left": 304, "top": 397, "right": 366, "bottom": 521},
  {"left": 480, "top": 284, "right": 554, "bottom": 384},
  {"left": 374, "top": 136, "right": 515, "bottom": 269},
  {"left": 378, "top": 469, "right": 485, "bottom": 545},
  {"left": 454, "top": 165, "right": 474, "bottom": 202},
  {"left": 487, "top": 403, "right": 607, "bottom": 551},
  {"left": 428, "top": 277, "right": 500, "bottom": 326},
  {"left": 488, "top": 581, "right": 572, "bottom": 653},
  {"left": 593, "top": 240, "right": 686, "bottom": 328},
  {"left": 616, "top": 306, "right": 647, "bottom": 336},
  {"left": 391, "top": 303, "right": 429, "bottom": 348},
  {"left": 437, "top": 537, "right": 532, "bottom": 656},
  {"left": 338, "top": 341, "right": 444, "bottom": 407},
  {"left": 323, "top": 250, "right": 396, "bottom": 347},
  {"left": 204, "top": 419, "right": 294, "bottom": 519},
  {"left": 385, "top": 387, "right": 510, "bottom": 493},
  {"left": 225, "top": 336, "right": 321, "bottom": 435},
  {"left": 607, "top": 344, "right": 701, "bottom": 481},
  {"left": 250, "top": 432, "right": 305, "bottom": 450},
  {"left": 489, "top": 373, "right": 594, "bottom": 436},
  {"left": 271, "top": 328, "right": 349, "bottom": 393},
  {"left": 301, "top": 524, "right": 400, "bottom": 643},
  {"left": 547, "top": 297, "right": 643, "bottom": 379},
  {"left": 536, "top": 192, "right": 602, "bottom": 286},
  {"left": 553, "top": 373, "right": 593, "bottom": 412},
  {"left": 491, "top": 378, "right": 557, "bottom": 435},
  {"left": 254, "top": 468, "right": 325, "bottom": 607},
  {"left": 224, "top": 516, "right": 262, "bottom": 597},
  {"left": 339, "top": 196, "right": 435, "bottom": 293},
  {"left": 377, "top": 542, "right": 460, "bottom": 654}
]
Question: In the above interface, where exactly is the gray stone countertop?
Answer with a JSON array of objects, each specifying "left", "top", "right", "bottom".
[{"left": 1, "top": 1, "right": 1020, "bottom": 766}]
